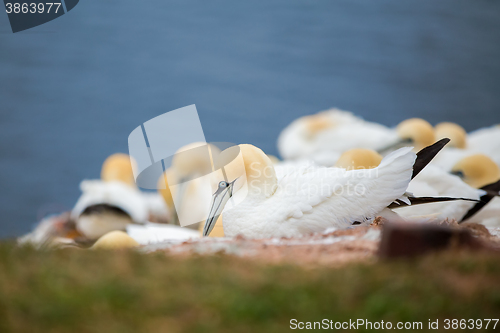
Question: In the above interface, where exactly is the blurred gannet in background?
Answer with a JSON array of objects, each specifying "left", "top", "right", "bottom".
[
  {"left": 72, "top": 181, "right": 149, "bottom": 240},
  {"left": 203, "top": 144, "right": 417, "bottom": 238},
  {"left": 71, "top": 154, "right": 150, "bottom": 240},
  {"left": 100, "top": 153, "right": 170, "bottom": 223},
  {"left": 449, "top": 154, "right": 500, "bottom": 226},
  {"left": 334, "top": 148, "right": 383, "bottom": 170},
  {"left": 91, "top": 230, "right": 140, "bottom": 250},
  {"left": 433, "top": 122, "right": 500, "bottom": 171},
  {"left": 158, "top": 142, "right": 220, "bottom": 229},
  {"left": 277, "top": 108, "right": 435, "bottom": 165}
]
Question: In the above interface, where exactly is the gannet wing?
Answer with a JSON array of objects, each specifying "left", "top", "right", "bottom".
[{"left": 270, "top": 147, "right": 416, "bottom": 225}]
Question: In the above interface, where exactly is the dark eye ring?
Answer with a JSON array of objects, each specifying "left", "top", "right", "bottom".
[{"left": 219, "top": 181, "right": 228, "bottom": 188}]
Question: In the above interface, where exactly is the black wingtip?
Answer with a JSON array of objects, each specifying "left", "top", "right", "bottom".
[
  {"left": 388, "top": 195, "right": 479, "bottom": 209},
  {"left": 460, "top": 179, "right": 500, "bottom": 223},
  {"left": 412, "top": 138, "right": 451, "bottom": 179}
]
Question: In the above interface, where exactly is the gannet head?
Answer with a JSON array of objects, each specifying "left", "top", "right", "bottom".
[
  {"left": 396, "top": 118, "right": 435, "bottom": 150},
  {"left": 302, "top": 113, "right": 335, "bottom": 139},
  {"left": 91, "top": 230, "right": 139, "bottom": 250},
  {"left": 203, "top": 144, "right": 277, "bottom": 236},
  {"left": 334, "top": 148, "right": 383, "bottom": 170},
  {"left": 101, "top": 153, "right": 137, "bottom": 187},
  {"left": 435, "top": 122, "right": 467, "bottom": 149},
  {"left": 451, "top": 154, "right": 500, "bottom": 188}
]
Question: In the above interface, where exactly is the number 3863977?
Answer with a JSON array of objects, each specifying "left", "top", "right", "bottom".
[{"left": 5, "top": 3, "right": 62, "bottom": 14}]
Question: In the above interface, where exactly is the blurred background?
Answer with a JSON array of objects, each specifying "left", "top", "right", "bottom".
[{"left": 1, "top": 0, "right": 499, "bottom": 238}]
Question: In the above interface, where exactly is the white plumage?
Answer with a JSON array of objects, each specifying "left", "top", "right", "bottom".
[
  {"left": 220, "top": 145, "right": 416, "bottom": 238},
  {"left": 126, "top": 223, "right": 200, "bottom": 245},
  {"left": 467, "top": 125, "right": 500, "bottom": 166}
]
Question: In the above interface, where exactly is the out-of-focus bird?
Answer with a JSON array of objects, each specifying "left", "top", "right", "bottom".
[
  {"left": 277, "top": 108, "right": 435, "bottom": 165},
  {"left": 449, "top": 154, "right": 500, "bottom": 227},
  {"left": 158, "top": 142, "right": 220, "bottom": 228},
  {"left": 203, "top": 144, "right": 417, "bottom": 238},
  {"left": 72, "top": 154, "right": 150, "bottom": 240},
  {"left": 91, "top": 230, "right": 140, "bottom": 250}
]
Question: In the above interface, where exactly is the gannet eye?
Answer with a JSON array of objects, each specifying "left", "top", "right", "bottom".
[{"left": 219, "top": 181, "right": 228, "bottom": 188}]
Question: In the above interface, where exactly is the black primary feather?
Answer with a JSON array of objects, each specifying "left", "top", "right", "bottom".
[
  {"left": 388, "top": 196, "right": 479, "bottom": 210},
  {"left": 412, "top": 138, "right": 451, "bottom": 179}
]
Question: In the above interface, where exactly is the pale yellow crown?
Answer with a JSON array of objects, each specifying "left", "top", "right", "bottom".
[
  {"left": 451, "top": 154, "right": 500, "bottom": 188},
  {"left": 334, "top": 149, "right": 383, "bottom": 169},
  {"left": 435, "top": 122, "right": 467, "bottom": 149},
  {"left": 303, "top": 113, "right": 335, "bottom": 139},
  {"left": 396, "top": 118, "right": 435, "bottom": 150},
  {"left": 101, "top": 153, "right": 136, "bottom": 187}
]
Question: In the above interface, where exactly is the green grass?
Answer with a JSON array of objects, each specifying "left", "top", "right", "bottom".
[{"left": 0, "top": 242, "right": 499, "bottom": 332}]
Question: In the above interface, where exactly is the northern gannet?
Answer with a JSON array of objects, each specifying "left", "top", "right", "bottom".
[
  {"left": 277, "top": 108, "right": 435, "bottom": 165},
  {"left": 203, "top": 144, "right": 417, "bottom": 238},
  {"left": 72, "top": 154, "right": 150, "bottom": 240}
]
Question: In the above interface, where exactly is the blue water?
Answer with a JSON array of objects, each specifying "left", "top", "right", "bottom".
[{"left": 1, "top": 1, "right": 500, "bottom": 237}]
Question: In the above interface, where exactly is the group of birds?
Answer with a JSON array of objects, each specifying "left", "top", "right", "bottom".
[{"left": 20, "top": 108, "right": 500, "bottom": 249}]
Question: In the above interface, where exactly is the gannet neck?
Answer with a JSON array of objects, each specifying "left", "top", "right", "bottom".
[{"left": 238, "top": 144, "right": 277, "bottom": 198}]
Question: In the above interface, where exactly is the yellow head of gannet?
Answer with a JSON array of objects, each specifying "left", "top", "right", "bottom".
[
  {"left": 435, "top": 122, "right": 467, "bottom": 149},
  {"left": 396, "top": 118, "right": 436, "bottom": 150},
  {"left": 334, "top": 149, "right": 383, "bottom": 170},
  {"left": 101, "top": 153, "right": 137, "bottom": 187},
  {"left": 451, "top": 154, "right": 500, "bottom": 188},
  {"left": 302, "top": 113, "right": 336, "bottom": 139},
  {"left": 91, "top": 230, "right": 139, "bottom": 250}
]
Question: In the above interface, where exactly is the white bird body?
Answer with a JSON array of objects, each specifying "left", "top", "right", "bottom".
[
  {"left": 393, "top": 165, "right": 480, "bottom": 221},
  {"left": 126, "top": 223, "right": 200, "bottom": 245},
  {"left": 72, "top": 180, "right": 149, "bottom": 239},
  {"left": 278, "top": 109, "right": 399, "bottom": 165},
  {"left": 219, "top": 145, "right": 416, "bottom": 238},
  {"left": 431, "top": 148, "right": 469, "bottom": 171}
]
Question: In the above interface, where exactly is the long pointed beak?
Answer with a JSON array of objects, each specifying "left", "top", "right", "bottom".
[
  {"left": 377, "top": 138, "right": 413, "bottom": 155},
  {"left": 203, "top": 181, "right": 235, "bottom": 237}
]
